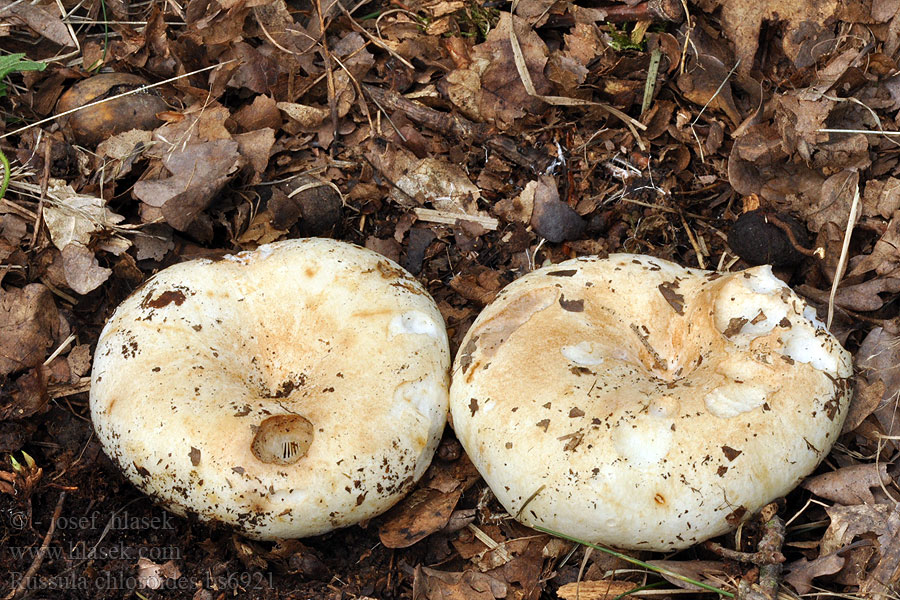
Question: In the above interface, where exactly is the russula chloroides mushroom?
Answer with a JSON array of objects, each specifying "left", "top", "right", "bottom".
[
  {"left": 90, "top": 238, "right": 450, "bottom": 539},
  {"left": 450, "top": 254, "right": 852, "bottom": 551}
]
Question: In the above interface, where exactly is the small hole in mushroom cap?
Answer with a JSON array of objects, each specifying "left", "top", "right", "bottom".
[{"left": 251, "top": 415, "right": 314, "bottom": 465}]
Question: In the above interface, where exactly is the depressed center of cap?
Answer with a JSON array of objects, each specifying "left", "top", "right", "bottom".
[{"left": 251, "top": 414, "right": 314, "bottom": 465}]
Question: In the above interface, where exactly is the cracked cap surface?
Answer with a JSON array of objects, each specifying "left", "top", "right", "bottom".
[
  {"left": 450, "top": 253, "right": 852, "bottom": 550},
  {"left": 91, "top": 238, "right": 450, "bottom": 539}
]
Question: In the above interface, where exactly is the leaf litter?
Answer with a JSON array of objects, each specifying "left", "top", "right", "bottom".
[{"left": 2, "top": 0, "right": 900, "bottom": 598}]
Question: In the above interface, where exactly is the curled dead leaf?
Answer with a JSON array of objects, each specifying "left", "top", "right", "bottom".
[
  {"left": 0, "top": 284, "right": 59, "bottom": 376},
  {"left": 379, "top": 487, "right": 464, "bottom": 548},
  {"left": 61, "top": 243, "right": 112, "bottom": 295},
  {"left": 802, "top": 463, "right": 892, "bottom": 505},
  {"left": 785, "top": 553, "right": 845, "bottom": 594}
]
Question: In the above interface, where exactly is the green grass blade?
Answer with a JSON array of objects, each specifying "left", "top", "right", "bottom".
[{"left": 532, "top": 525, "right": 735, "bottom": 598}]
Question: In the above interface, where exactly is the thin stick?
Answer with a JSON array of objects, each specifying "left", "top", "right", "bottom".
[
  {"left": 533, "top": 525, "right": 735, "bottom": 597},
  {"left": 689, "top": 60, "right": 739, "bottom": 126},
  {"left": 818, "top": 128, "right": 900, "bottom": 135},
  {"left": 314, "top": 0, "right": 340, "bottom": 152},
  {"left": 414, "top": 208, "right": 499, "bottom": 230},
  {"left": 336, "top": 1, "right": 415, "bottom": 70},
  {"left": 827, "top": 182, "right": 860, "bottom": 330},
  {"left": 4, "top": 491, "right": 67, "bottom": 600},
  {"left": 0, "top": 62, "right": 233, "bottom": 141},
  {"left": 29, "top": 140, "right": 52, "bottom": 249},
  {"left": 43, "top": 333, "right": 76, "bottom": 366},
  {"left": 679, "top": 212, "right": 706, "bottom": 269}
]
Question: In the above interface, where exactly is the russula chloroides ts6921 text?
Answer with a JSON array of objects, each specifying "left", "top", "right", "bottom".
[
  {"left": 90, "top": 238, "right": 450, "bottom": 539},
  {"left": 450, "top": 254, "right": 852, "bottom": 551}
]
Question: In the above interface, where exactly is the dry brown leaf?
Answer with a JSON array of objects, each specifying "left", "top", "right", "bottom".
[
  {"left": 450, "top": 267, "right": 507, "bottom": 306},
  {"left": 136, "top": 557, "right": 181, "bottom": 590},
  {"left": 42, "top": 180, "right": 126, "bottom": 251},
  {"left": 822, "top": 504, "right": 894, "bottom": 555},
  {"left": 133, "top": 139, "right": 241, "bottom": 231},
  {"left": 61, "top": 243, "right": 112, "bottom": 295},
  {"left": 444, "top": 12, "right": 551, "bottom": 129},
  {"left": 413, "top": 565, "right": 507, "bottom": 600},
  {"left": 727, "top": 123, "right": 823, "bottom": 202},
  {"left": 834, "top": 274, "right": 900, "bottom": 312},
  {"left": 479, "top": 533, "right": 545, "bottom": 591},
  {"left": 233, "top": 128, "right": 275, "bottom": 175},
  {"left": 676, "top": 27, "right": 741, "bottom": 126},
  {"left": 776, "top": 93, "right": 833, "bottom": 153},
  {"left": 802, "top": 463, "right": 892, "bottom": 505},
  {"left": 695, "top": 0, "right": 838, "bottom": 73},
  {"left": 799, "top": 170, "right": 858, "bottom": 233},
  {"left": 95, "top": 129, "right": 155, "bottom": 181},
  {"left": 784, "top": 553, "right": 845, "bottom": 594},
  {"left": 394, "top": 158, "right": 482, "bottom": 214},
  {"left": 133, "top": 224, "right": 175, "bottom": 262},
  {"left": 562, "top": 23, "right": 604, "bottom": 66},
  {"left": 66, "top": 344, "right": 92, "bottom": 380},
  {"left": 857, "top": 322, "right": 900, "bottom": 398},
  {"left": 0, "top": 0, "right": 75, "bottom": 46},
  {"left": 530, "top": 175, "right": 585, "bottom": 242},
  {"left": 233, "top": 94, "right": 283, "bottom": 131},
  {"left": 843, "top": 377, "right": 886, "bottom": 433},
  {"left": 0, "top": 367, "right": 49, "bottom": 422},
  {"left": 775, "top": 48, "right": 864, "bottom": 155},
  {"left": 378, "top": 487, "right": 464, "bottom": 549},
  {"left": 0, "top": 284, "right": 59, "bottom": 377},
  {"left": 811, "top": 134, "right": 871, "bottom": 172},
  {"left": 859, "top": 503, "right": 900, "bottom": 600},
  {"left": 849, "top": 212, "right": 900, "bottom": 277},
  {"left": 365, "top": 236, "right": 402, "bottom": 264},
  {"left": 863, "top": 179, "right": 900, "bottom": 219},
  {"left": 545, "top": 52, "right": 589, "bottom": 96},
  {"left": 493, "top": 180, "right": 536, "bottom": 224},
  {"left": 856, "top": 320, "right": 900, "bottom": 449},
  {"left": 237, "top": 211, "right": 288, "bottom": 247},
  {"left": 277, "top": 102, "right": 331, "bottom": 131},
  {"left": 370, "top": 144, "right": 484, "bottom": 213},
  {"left": 404, "top": 228, "right": 436, "bottom": 275}
]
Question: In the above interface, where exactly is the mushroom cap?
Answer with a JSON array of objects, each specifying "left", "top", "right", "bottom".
[
  {"left": 450, "top": 253, "right": 852, "bottom": 551},
  {"left": 90, "top": 238, "right": 450, "bottom": 539}
]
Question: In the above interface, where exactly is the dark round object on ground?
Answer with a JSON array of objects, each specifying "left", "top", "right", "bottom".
[
  {"left": 727, "top": 210, "right": 810, "bottom": 267},
  {"left": 531, "top": 199, "right": 586, "bottom": 242},
  {"left": 56, "top": 73, "right": 167, "bottom": 147},
  {"left": 295, "top": 185, "right": 343, "bottom": 237}
]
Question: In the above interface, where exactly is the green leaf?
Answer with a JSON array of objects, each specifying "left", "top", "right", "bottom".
[{"left": 0, "top": 53, "right": 47, "bottom": 96}]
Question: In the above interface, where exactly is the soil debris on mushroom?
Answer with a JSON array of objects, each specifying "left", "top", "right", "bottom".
[{"left": 450, "top": 253, "right": 853, "bottom": 551}]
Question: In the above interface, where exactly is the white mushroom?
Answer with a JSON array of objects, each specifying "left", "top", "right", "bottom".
[
  {"left": 450, "top": 253, "right": 852, "bottom": 551},
  {"left": 90, "top": 238, "right": 450, "bottom": 539}
]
